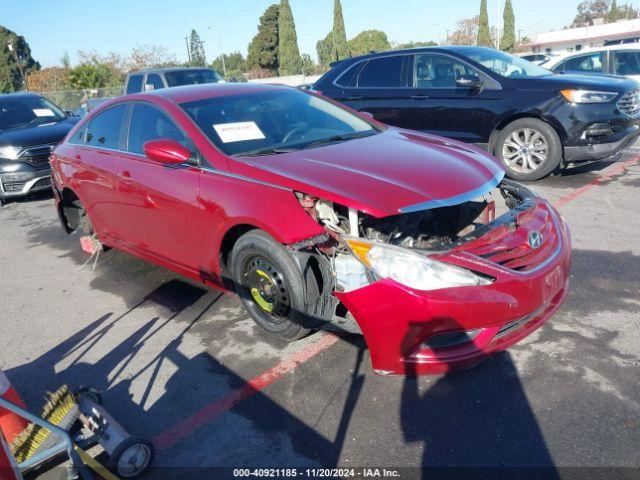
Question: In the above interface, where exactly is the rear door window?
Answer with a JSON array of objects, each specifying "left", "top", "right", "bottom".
[
  {"left": 554, "top": 53, "right": 604, "bottom": 73},
  {"left": 126, "top": 75, "right": 144, "bottom": 94},
  {"left": 614, "top": 51, "right": 640, "bottom": 75},
  {"left": 144, "top": 74, "right": 164, "bottom": 91},
  {"left": 126, "top": 103, "right": 188, "bottom": 155},
  {"left": 85, "top": 104, "right": 128, "bottom": 149},
  {"left": 356, "top": 56, "right": 406, "bottom": 87}
]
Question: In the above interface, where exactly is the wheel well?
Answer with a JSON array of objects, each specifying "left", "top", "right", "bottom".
[
  {"left": 58, "top": 188, "right": 82, "bottom": 233},
  {"left": 488, "top": 114, "right": 565, "bottom": 155},
  {"left": 219, "top": 224, "right": 257, "bottom": 275}
]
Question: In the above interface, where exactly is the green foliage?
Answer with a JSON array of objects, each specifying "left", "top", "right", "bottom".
[
  {"left": 189, "top": 29, "right": 207, "bottom": 67},
  {"left": 395, "top": 40, "right": 438, "bottom": 49},
  {"left": 68, "top": 61, "right": 121, "bottom": 90},
  {"left": 500, "top": 0, "right": 516, "bottom": 52},
  {"left": 606, "top": 0, "right": 638, "bottom": 22},
  {"left": 278, "top": 0, "right": 301, "bottom": 75},
  {"left": 331, "top": 0, "right": 350, "bottom": 61},
  {"left": 477, "top": 0, "right": 493, "bottom": 47},
  {"left": 247, "top": 4, "right": 280, "bottom": 74},
  {"left": 212, "top": 52, "right": 246, "bottom": 79},
  {"left": 0, "top": 26, "right": 40, "bottom": 93},
  {"left": 301, "top": 53, "right": 317, "bottom": 75},
  {"left": 570, "top": 0, "right": 610, "bottom": 27},
  {"left": 316, "top": 31, "right": 334, "bottom": 69},
  {"left": 348, "top": 30, "right": 391, "bottom": 56}
]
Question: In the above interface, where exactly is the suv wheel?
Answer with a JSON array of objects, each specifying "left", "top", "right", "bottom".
[
  {"left": 496, "top": 118, "right": 562, "bottom": 181},
  {"left": 230, "top": 230, "right": 311, "bottom": 341}
]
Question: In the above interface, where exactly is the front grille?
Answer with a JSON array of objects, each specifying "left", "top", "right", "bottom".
[
  {"left": 19, "top": 144, "right": 55, "bottom": 167},
  {"left": 617, "top": 88, "right": 640, "bottom": 118},
  {"left": 33, "top": 177, "right": 51, "bottom": 188},
  {"left": 457, "top": 206, "right": 559, "bottom": 272}
]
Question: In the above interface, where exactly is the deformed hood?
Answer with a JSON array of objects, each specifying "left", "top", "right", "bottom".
[{"left": 230, "top": 128, "right": 506, "bottom": 218}]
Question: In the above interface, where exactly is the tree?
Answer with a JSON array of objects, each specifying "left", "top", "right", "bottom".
[
  {"left": 189, "top": 29, "right": 207, "bottom": 67},
  {"left": 316, "top": 31, "right": 334, "bottom": 69},
  {"left": 26, "top": 67, "right": 70, "bottom": 92},
  {"left": 0, "top": 26, "right": 40, "bottom": 93},
  {"left": 348, "top": 30, "right": 391, "bottom": 57},
  {"left": 331, "top": 0, "right": 350, "bottom": 61},
  {"left": 451, "top": 16, "right": 479, "bottom": 46},
  {"left": 477, "top": 0, "right": 493, "bottom": 47},
  {"left": 126, "top": 44, "right": 179, "bottom": 71},
  {"left": 395, "top": 40, "right": 438, "bottom": 49},
  {"left": 608, "top": 0, "right": 621, "bottom": 21},
  {"left": 212, "top": 52, "right": 246, "bottom": 78},
  {"left": 278, "top": 0, "right": 302, "bottom": 75},
  {"left": 68, "top": 51, "right": 124, "bottom": 89},
  {"left": 301, "top": 53, "right": 317, "bottom": 75},
  {"left": 500, "top": 0, "right": 516, "bottom": 52},
  {"left": 247, "top": 4, "right": 280, "bottom": 74},
  {"left": 570, "top": 0, "right": 609, "bottom": 27}
]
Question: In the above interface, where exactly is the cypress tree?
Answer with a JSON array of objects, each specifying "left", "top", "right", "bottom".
[
  {"left": 331, "top": 0, "right": 350, "bottom": 61},
  {"left": 477, "top": 0, "right": 493, "bottom": 47},
  {"left": 608, "top": 0, "right": 621, "bottom": 22},
  {"left": 247, "top": 4, "right": 280, "bottom": 73},
  {"left": 278, "top": 0, "right": 302, "bottom": 75},
  {"left": 189, "top": 29, "right": 206, "bottom": 66},
  {"left": 500, "top": 0, "right": 516, "bottom": 52}
]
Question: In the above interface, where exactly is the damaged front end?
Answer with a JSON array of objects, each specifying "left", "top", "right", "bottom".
[{"left": 290, "top": 179, "right": 571, "bottom": 375}]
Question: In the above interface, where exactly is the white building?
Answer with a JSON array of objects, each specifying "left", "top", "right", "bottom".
[{"left": 524, "top": 18, "right": 640, "bottom": 55}]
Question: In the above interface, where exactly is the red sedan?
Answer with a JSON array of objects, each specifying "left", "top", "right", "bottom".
[{"left": 50, "top": 84, "right": 571, "bottom": 375}]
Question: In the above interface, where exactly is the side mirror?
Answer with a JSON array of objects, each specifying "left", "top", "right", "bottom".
[
  {"left": 64, "top": 110, "right": 75, "bottom": 118},
  {"left": 455, "top": 74, "right": 483, "bottom": 89},
  {"left": 143, "top": 139, "right": 192, "bottom": 165}
]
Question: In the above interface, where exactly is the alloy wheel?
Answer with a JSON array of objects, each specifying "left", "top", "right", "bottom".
[{"left": 502, "top": 127, "right": 549, "bottom": 174}]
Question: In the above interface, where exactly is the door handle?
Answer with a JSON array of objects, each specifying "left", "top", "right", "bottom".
[
  {"left": 410, "top": 95, "right": 430, "bottom": 100},
  {"left": 118, "top": 170, "right": 132, "bottom": 181},
  {"left": 346, "top": 96, "right": 363, "bottom": 101}
]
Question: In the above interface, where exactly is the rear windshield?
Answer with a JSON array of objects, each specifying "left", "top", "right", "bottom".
[
  {"left": 0, "top": 95, "right": 66, "bottom": 131},
  {"left": 180, "top": 89, "right": 376, "bottom": 156},
  {"left": 165, "top": 69, "right": 222, "bottom": 87}
]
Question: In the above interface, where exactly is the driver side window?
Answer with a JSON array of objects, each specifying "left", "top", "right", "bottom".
[
  {"left": 555, "top": 53, "right": 604, "bottom": 73},
  {"left": 413, "top": 54, "right": 478, "bottom": 88},
  {"left": 126, "top": 103, "right": 188, "bottom": 155}
]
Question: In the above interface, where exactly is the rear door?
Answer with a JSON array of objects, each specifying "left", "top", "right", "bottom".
[
  {"left": 406, "top": 53, "right": 496, "bottom": 143},
  {"left": 551, "top": 51, "right": 607, "bottom": 75},
  {"left": 116, "top": 102, "right": 206, "bottom": 272},
  {"left": 612, "top": 49, "right": 640, "bottom": 82},
  {"left": 70, "top": 104, "right": 128, "bottom": 238},
  {"left": 331, "top": 54, "right": 415, "bottom": 129}
]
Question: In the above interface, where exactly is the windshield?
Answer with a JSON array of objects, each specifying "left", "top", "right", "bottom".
[
  {"left": 464, "top": 49, "right": 553, "bottom": 78},
  {"left": 180, "top": 89, "right": 377, "bottom": 156},
  {"left": 165, "top": 69, "right": 222, "bottom": 87},
  {"left": 0, "top": 95, "right": 66, "bottom": 131}
]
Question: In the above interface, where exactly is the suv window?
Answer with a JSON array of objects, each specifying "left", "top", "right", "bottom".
[
  {"left": 413, "top": 54, "right": 479, "bottom": 88},
  {"left": 614, "top": 50, "right": 640, "bottom": 75},
  {"left": 85, "top": 104, "right": 127, "bottom": 149},
  {"left": 127, "top": 103, "right": 187, "bottom": 155},
  {"left": 357, "top": 56, "right": 405, "bottom": 87},
  {"left": 145, "top": 74, "right": 164, "bottom": 91},
  {"left": 555, "top": 52, "right": 604, "bottom": 73},
  {"left": 126, "top": 74, "right": 144, "bottom": 94}
]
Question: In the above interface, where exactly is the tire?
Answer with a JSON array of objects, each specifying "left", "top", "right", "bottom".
[
  {"left": 495, "top": 118, "right": 562, "bottom": 181},
  {"left": 230, "top": 230, "right": 311, "bottom": 341},
  {"left": 108, "top": 437, "right": 154, "bottom": 479}
]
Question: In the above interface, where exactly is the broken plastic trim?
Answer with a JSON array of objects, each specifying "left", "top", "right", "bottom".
[{"left": 399, "top": 171, "right": 505, "bottom": 214}]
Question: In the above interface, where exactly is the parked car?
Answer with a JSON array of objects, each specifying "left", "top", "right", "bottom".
[
  {"left": 544, "top": 44, "right": 640, "bottom": 83},
  {"left": 72, "top": 97, "right": 114, "bottom": 118},
  {"left": 520, "top": 53, "right": 557, "bottom": 66},
  {"left": 313, "top": 46, "right": 640, "bottom": 181},
  {"left": 50, "top": 83, "right": 571, "bottom": 375},
  {"left": 0, "top": 93, "right": 79, "bottom": 206},
  {"left": 124, "top": 67, "right": 224, "bottom": 95}
]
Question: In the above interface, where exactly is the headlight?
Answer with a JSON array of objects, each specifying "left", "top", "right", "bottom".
[
  {"left": 560, "top": 89, "right": 618, "bottom": 104},
  {"left": 345, "top": 237, "right": 492, "bottom": 291},
  {"left": 0, "top": 146, "right": 21, "bottom": 160}
]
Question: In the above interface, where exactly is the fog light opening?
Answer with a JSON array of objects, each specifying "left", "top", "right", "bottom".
[
  {"left": 583, "top": 123, "right": 614, "bottom": 140},
  {"left": 421, "top": 328, "right": 483, "bottom": 350}
]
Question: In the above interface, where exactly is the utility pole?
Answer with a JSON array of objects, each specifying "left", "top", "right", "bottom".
[
  {"left": 206, "top": 25, "right": 227, "bottom": 77},
  {"left": 7, "top": 41, "right": 26, "bottom": 90},
  {"left": 184, "top": 36, "right": 192, "bottom": 64}
]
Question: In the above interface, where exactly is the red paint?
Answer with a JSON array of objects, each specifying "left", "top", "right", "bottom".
[
  {"left": 143, "top": 139, "right": 192, "bottom": 164},
  {"left": 0, "top": 372, "right": 27, "bottom": 447},
  {"left": 152, "top": 333, "right": 339, "bottom": 450}
]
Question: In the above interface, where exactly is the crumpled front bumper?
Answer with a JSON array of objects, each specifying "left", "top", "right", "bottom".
[{"left": 336, "top": 198, "right": 572, "bottom": 376}]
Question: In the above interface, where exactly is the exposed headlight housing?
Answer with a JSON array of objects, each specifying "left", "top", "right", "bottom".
[
  {"left": 560, "top": 89, "right": 618, "bottom": 104},
  {"left": 345, "top": 237, "right": 493, "bottom": 291},
  {"left": 0, "top": 146, "right": 21, "bottom": 160}
]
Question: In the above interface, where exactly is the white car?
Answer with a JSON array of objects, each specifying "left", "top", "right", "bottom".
[
  {"left": 544, "top": 44, "right": 640, "bottom": 83},
  {"left": 520, "top": 53, "right": 557, "bottom": 66}
]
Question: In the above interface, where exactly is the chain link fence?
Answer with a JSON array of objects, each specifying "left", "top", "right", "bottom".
[{"left": 38, "top": 86, "right": 123, "bottom": 111}]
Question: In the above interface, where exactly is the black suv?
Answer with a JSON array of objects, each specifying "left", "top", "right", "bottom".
[
  {"left": 0, "top": 93, "right": 79, "bottom": 205},
  {"left": 314, "top": 46, "right": 640, "bottom": 180}
]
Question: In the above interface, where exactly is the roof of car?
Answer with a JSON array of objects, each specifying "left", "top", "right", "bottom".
[
  {"left": 124, "top": 82, "right": 295, "bottom": 104},
  {"left": 545, "top": 43, "right": 640, "bottom": 66},
  {"left": 0, "top": 92, "right": 41, "bottom": 99},
  {"left": 333, "top": 45, "right": 495, "bottom": 65},
  {"left": 128, "top": 67, "right": 216, "bottom": 75}
]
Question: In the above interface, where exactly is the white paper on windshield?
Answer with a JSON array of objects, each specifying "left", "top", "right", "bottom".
[
  {"left": 213, "top": 121, "right": 265, "bottom": 143},
  {"left": 33, "top": 108, "right": 55, "bottom": 117}
]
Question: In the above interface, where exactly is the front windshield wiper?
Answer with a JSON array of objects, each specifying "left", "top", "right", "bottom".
[
  {"left": 240, "top": 147, "right": 300, "bottom": 157},
  {"left": 302, "top": 130, "right": 376, "bottom": 150}
]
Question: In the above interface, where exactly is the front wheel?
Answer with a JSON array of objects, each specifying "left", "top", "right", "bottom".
[
  {"left": 230, "top": 230, "right": 311, "bottom": 341},
  {"left": 496, "top": 118, "right": 562, "bottom": 181}
]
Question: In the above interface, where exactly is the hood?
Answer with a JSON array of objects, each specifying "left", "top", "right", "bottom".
[
  {"left": 231, "top": 128, "right": 506, "bottom": 218},
  {"left": 0, "top": 119, "right": 77, "bottom": 148},
  {"left": 525, "top": 73, "right": 638, "bottom": 92}
]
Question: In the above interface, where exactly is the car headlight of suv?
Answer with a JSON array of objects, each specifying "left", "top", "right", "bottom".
[
  {"left": 0, "top": 146, "right": 21, "bottom": 160},
  {"left": 345, "top": 237, "right": 492, "bottom": 291},
  {"left": 560, "top": 89, "right": 618, "bottom": 104}
]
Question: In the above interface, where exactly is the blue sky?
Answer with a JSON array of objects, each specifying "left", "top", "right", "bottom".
[{"left": 5, "top": 0, "right": 585, "bottom": 67}]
